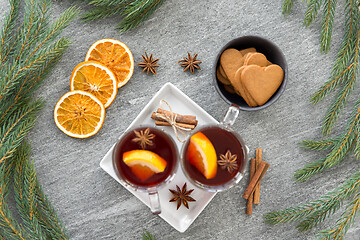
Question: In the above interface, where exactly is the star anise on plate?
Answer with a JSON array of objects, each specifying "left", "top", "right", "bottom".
[
  {"left": 169, "top": 183, "right": 196, "bottom": 210},
  {"left": 177, "top": 53, "right": 202, "bottom": 74},
  {"left": 137, "top": 52, "right": 159, "bottom": 75},
  {"left": 132, "top": 128, "right": 155, "bottom": 149},
  {"left": 218, "top": 150, "right": 238, "bottom": 173}
]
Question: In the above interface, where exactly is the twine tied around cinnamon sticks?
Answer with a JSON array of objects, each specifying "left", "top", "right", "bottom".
[{"left": 151, "top": 100, "right": 198, "bottom": 142}]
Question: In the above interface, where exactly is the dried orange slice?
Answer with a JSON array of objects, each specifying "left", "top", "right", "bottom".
[
  {"left": 186, "top": 132, "right": 217, "bottom": 179},
  {"left": 70, "top": 61, "right": 117, "bottom": 108},
  {"left": 85, "top": 39, "right": 134, "bottom": 88},
  {"left": 123, "top": 150, "right": 167, "bottom": 182},
  {"left": 54, "top": 90, "right": 105, "bottom": 139}
]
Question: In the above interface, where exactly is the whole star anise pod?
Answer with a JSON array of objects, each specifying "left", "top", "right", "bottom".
[
  {"left": 218, "top": 150, "right": 238, "bottom": 173},
  {"left": 137, "top": 52, "right": 159, "bottom": 75},
  {"left": 177, "top": 53, "right": 202, "bottom": 74},
  {"left": 132, "top": 128, "right": 155, "bottom": 149},
  {"left": 169, "top": 183, "right": 196, "bottom": 210}
]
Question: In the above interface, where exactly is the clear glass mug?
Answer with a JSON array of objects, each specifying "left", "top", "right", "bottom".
[
  {"left": 180, "top": 105, "right": 248, "bottom": 192},
  {"left": 112, "top": 126, "right": 178, "bottom": 215}
]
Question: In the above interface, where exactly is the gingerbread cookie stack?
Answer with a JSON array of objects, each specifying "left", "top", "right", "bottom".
[{"left": 217, "top": 48, "right": 284, "bottom": 107}]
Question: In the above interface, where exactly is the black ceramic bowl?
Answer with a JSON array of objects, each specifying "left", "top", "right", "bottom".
[{"left": 214, "top": 35, "right": 288, "bottom": 111}]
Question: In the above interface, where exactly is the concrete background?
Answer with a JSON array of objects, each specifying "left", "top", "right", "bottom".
[{"left": 1, "top": 0, "right": 360, "bottom": 239}]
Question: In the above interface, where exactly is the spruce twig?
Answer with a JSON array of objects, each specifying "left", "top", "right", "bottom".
[
  {"left": 264, "top": 170, "right": 360, "bottom": 229},
  {"left": 0, "top": 0, "right": 78, "bottom": 239},
  {"left": 301, "top": 137, "right": 339, "bottom": 151},
  {"left": 142, "top": 231, "right": 156, "bottom": 240},
  {"left": 79, "top": 0, "right": 166, "bottom": 32},
  {"left": 266, "top": 0, "right": 360, "bottom": 238}
]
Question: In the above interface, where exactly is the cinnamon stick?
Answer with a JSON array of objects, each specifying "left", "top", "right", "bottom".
[
  {"left": 254, "top": 148, "right": 262, "bottom": 204},
  {"left": 242, "top": 161, "right": 270, "bottom": 200},
  {"left": 153, "top": 109, "right": 198, "bottom": 126},
  {"left": 246, "top": 158, "right": 256, "bottom": 215},
  {"left": 154, "top": 120, "right": 196, "bottom": 130}
]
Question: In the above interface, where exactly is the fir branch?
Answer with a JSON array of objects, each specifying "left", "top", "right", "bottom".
[
  {"left": 295, "top": 105, "right": 359, "bottom": 181},
  {"left": 118, "top": 0, "right": 166, "bottom": 32},
  {"left": 264, "top": 170, "right": 360, "bottom": 228},
  {"left": 14, "top": 143, "right": 46, "bottom": 240},
  {"left": 304, "top": 0, "right": 322, "bottom": 26},
  {"left": 320, "top": 0, "right": 337, "bottom": 53},
  {"left": 0, "top": 158, "right": 28, "bottom": 240},
  {"left": 282, "top": 0, "right": 296, "bottom": 14},
  {"left": 36, "top": 181, "right": 68, "bottom": 240},
  {"left": 0, "top": 0, "right": 20, "bottom": 63},
  {"left": 81, "top": 5, "right": 126, "bottom": 22},
  {"left": 317, "top": 193, "right": 360, "bottom": 239},
  {"left": 310, "top": 0, "right": 360, "bottom": 104},
  {"left": 0, "top": 0, "right": 78, "bottom": 239},
  {"left": 79, "top": 0, "right": 165, "bottom": 32},
  {"left": 0, "top": 37, "right": 71, "bottom": 124},
  {"left": 89, "top": 0, "right": 128, "bottom": 7},
  {"left": 273, "top": 1, "right": 360, "bottom": 238},
  {"left": 294, "top": 158, "right": 327, "bottom": 182},
  {"left": 142, "top": 231, "right": 156, "bottom": 240},
  {"left": 321, "top": 30, "right": 360, "bottom": 135},
  {"left": 301, "top": 137, "right": 339, "bottom": 151},
  {"left": 0, "top": 100, "right": 44, "bottom": 165}
]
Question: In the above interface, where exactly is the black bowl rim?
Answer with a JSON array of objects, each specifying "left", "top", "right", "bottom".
[{"left": 213, "top": 35, "right": 288, "bottom": 111}]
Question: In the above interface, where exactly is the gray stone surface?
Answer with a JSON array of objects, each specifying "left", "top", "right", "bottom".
[{"left": 1, "top": 0, "right": 360, "bottom": 239}]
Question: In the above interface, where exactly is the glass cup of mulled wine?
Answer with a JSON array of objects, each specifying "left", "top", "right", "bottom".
[
  {"left": 112, "top": 126, "right": 178, "bottom": 215},
  {"left": 181, "top": 105, "right": 248, "bottom": 192}
]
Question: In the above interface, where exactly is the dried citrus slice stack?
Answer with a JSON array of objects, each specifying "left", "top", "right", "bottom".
[
  {"left": 85, "top": 39, "right": 134, "bottom": 88},
  {"left": 70, "top": 61, "right": 117, "bottom": 108},
  {"left": 54, "top": 91, "right": 105, "bottom": 139},
  {"left": 54, "top": 39, "right": 134, "bottom": 138},
  {"left": 123, "top": 150, "right": 167, "bottom": 182}
]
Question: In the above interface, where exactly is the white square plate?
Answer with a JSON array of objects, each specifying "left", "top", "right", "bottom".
[{"left": 100, "top": 82, "right": 219, "bottom": 232}]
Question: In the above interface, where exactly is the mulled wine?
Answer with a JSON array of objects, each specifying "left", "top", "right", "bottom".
[
  {"left": 182, "top": 126, "right": 245, "bottom": 187},
  {"left": 113, "top": 127, "right": 177, "bottom": 187}
]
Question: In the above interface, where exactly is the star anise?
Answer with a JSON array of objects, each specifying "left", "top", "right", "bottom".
[
  {"left": 218, "top": 150, "right": 238, "bottom": 173},
  {"left": 169, "top": 183, "right": 196, "bottom": 210},
  {"left": 132, "top": 128, "right": 155, "bottom": 149},
  {"left": 177, "top": 53, "right": 202, "bottom": 74},
  {"left": 137, "top": 52, "right": 159, "bottom": 75}
]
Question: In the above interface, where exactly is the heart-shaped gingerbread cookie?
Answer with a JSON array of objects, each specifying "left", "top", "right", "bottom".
[
  {"left": 241, "top": 65, "right": 284, "bottom": 106},
  {"left": 216, "top": 67, "right": 231, "bottom": 85},
  {"left": 244, "top": 52, "right": 269, "bottom": 67},
  {"left": 220, "top": 48, "right": 244, "bottom": 84},
  {"left": 233, "top": 66, "right": 258, "bottom": 107},
  {"left": 240, "top": 47, "right": 256, "bottom": 56}
]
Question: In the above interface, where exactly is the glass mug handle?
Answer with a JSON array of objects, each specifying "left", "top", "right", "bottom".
[
  {"left": 220, "top": 104, "right": 240, "bottom": 128},
  {"left": 148, "top": 191, "right": 161, "bottom": 215}
]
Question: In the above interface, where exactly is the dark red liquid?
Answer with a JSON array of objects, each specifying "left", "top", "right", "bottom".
[
  {"left": 183, "top": 127, "right": 244, "bottom": 186},
  {"left": 113, "top": 127, "right": 177, "bottom": 187}
]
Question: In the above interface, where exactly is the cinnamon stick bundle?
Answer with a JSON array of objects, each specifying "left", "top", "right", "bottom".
[
  {"left": 151, "top": 108, "right": 198, "bottom": 129},
  {"left": 243, "top": 161, "right": 270, "bottom": 200}
]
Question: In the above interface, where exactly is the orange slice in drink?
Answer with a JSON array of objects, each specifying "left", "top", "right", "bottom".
[
  {"left": 186, "top": 132, "right": 217, "bottom": 179},
  {"left": 54, "top": 90, "right": 105, "bottom": 138},
  {"left": 85, "top": 39, "right": 134, "bottom": 88},
  {"left": 70, "top": 61, "right": 117, "bottom": 108},
  {"left": 123, "top": 150, "right": 167, "bottom": 182}
]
